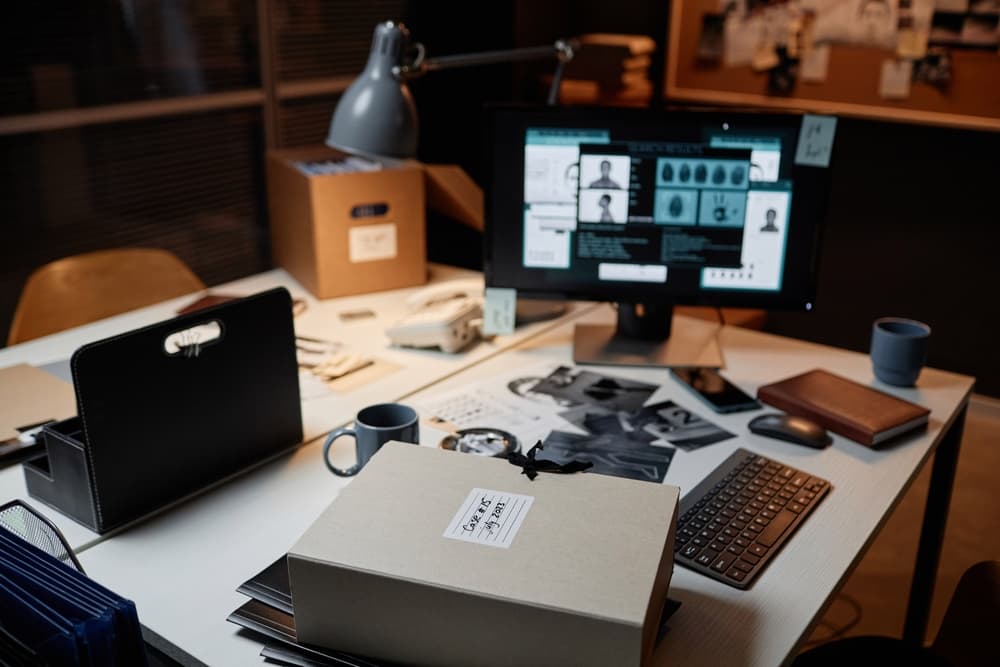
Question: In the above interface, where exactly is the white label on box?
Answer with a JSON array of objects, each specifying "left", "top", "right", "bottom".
[
  {"left": 444, "top": 488, "right": 534, "bottom": 549},
  {"left": 348, "top": 223, "right": 397, "bottom": 263}
]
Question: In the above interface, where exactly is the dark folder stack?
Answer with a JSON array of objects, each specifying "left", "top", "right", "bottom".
[
  {"left": 0, "top": 530, "right": 146, "bottom": 666},
  {"left": 227, "top": 555, "right": 390, "bottom": 666},
  {"left": 228, "top": 555, "right": 682, "bottom": 666}
]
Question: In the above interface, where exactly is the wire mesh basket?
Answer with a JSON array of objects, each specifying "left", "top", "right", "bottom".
[{"left": 0, "top": 499, "right": 84, "bottom": 572}]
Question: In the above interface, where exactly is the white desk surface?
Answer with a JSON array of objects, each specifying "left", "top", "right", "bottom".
[
  {"left": 73, "top": 306, "right": 972, "bottom": 667},
  {"left": 0, "top": 264, "right": 595, "bottom": 553}
]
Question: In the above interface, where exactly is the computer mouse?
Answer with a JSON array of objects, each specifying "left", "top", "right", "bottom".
[{"left": 748, "top": 413, "right": 832, "bottom": 449}]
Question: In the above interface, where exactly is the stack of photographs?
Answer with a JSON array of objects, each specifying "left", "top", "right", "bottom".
[{"left": 527, "top": 366, "right": 735, "bottom": 483}]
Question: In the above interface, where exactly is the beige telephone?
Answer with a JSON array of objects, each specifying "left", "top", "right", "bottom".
[{"left": 385, "top": 279, "right": 485, "bottom": 353}]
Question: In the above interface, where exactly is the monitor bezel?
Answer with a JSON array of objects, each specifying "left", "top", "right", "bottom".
[{"left": 483, "top": 104, "right": 833, "bottom": 311}]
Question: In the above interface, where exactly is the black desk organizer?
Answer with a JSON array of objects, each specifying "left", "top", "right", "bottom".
[{"left": 23, "top": 288, "right": 303, "bottom": 534}]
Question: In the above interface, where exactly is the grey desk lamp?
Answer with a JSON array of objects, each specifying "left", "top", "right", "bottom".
[{"left": 326, "top": 21, "right": 576, "bottom": 160}]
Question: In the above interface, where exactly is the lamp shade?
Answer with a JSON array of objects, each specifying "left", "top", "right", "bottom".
[{"left": 326, "top": 21, "right": 419, "bottom": 160}]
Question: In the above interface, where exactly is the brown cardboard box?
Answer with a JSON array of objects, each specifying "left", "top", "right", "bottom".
[
  {"left": 266, "top": 147, "right": 426, "bottom": 299},
  {"left": 289, "top": 443, "right": 679, "bottom": 667}
]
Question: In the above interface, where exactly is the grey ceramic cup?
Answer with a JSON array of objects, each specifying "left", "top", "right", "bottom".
[
  {"left": 870, "top": 317, "right": 931, "bottom": 387},
  {"left": 323, "top": 403, "right": 419, "bottom": 477}
]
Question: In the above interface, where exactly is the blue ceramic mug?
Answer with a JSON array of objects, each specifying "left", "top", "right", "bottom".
[
  {"left": 323, "top": 403, "right": 419, "bottom": 477},
  {"left": 870, "top": 318, "right": 931, "bottom": 387}
]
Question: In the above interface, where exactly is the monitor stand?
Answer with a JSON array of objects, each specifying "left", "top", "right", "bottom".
[
  {"left": 572, "top": 303, "right": 724, "bottom": 368},
  {"left": 515, "top": 298, "right": 567, "bottom": 325}
]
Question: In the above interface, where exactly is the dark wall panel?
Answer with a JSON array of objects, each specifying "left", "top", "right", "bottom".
[
  {"left": 763, "top": 118, "right": 999, "bottom": 396},
  {"left": 0, "top": 109, "right": 268, "bottom": 341}
]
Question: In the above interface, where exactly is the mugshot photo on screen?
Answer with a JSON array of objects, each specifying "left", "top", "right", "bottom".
[
  {"left": 578, "top": 189, "right": 628, "bottom": 224},
  {"left": 579, "top": 154, "right": 630, "bottom": 190}
]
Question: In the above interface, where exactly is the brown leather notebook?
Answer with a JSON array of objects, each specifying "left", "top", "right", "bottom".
[{"left": 757, "top": 369, "right": 930, "bottom": 447}]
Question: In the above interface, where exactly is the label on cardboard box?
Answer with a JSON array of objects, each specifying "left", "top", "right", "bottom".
[
  {"left": 349, "top": 223, "right": 397, "bottom": 263},
  {"left": 443, "top": 488, "right": 534, "bottom": 549}
]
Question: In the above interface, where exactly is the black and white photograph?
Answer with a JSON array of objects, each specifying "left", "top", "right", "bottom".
[
  {"left": 579, "top": 154, "right": 630, "bottom": 190},
  {"left": 577, "top": 189, "right": 628, "bottom": 224},
  {"left": 507, "top": 375, "right": 581, "bottom": 408},
  {"left": 531, "top": 365, "right": 658, "bottom": 413},
  {"left": 557, "top": 404, "right": 657, "bottom": 444},
  {"left": 629, "top": 400, "right": 736, "bottom": 451},
  {"left": 541, "top": 430, "right": 676, "bottom": 483}
]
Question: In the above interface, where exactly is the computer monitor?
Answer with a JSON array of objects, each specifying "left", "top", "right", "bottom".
[{"left": 484, "top": 105, "right": 836, "bottom": 366}]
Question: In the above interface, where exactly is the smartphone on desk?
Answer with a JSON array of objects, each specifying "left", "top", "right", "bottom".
[{"left": 670, "top": 367, "right": 761, "bottom": 414}]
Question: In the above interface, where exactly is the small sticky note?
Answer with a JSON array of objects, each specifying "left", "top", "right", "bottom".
[
  {"left": 800, "top": 45, "right": 830, "bottom": 83},
  {"left": 482, "top": 288, "right": 516, "bottom": 336},
  {"left": 879, "top": 59, "right": 912, "bottom": 100},
  {"left": 795, "top": 114, "right": 838, "bottom": 168}
]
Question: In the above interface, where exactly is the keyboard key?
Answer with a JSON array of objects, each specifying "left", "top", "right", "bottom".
[
  {"left": 735, "top": 537, "right": 750, "bottom": 548},
  {"left": 712, "top": 553, "right": 736, "bottom": 573},
  {"left": 760, "top": 510, "right": 775, "bottom": 520},
  {"left": 733, "top": 560, "right": 753, "bottom": 573},
  {"left": 787, "top": 502, "right": 805, "bottom": 514},
  {"left": 692, "top": 537, "right": 707, "bottom": 547},
  {"left": 795, "top": 495, "right": 812, "bottom": 506},
  {"left": 756, "top": 510, "right": 797, "bottom": 547},
  {"left": 727, "top": 544, "right": 743, "bottom": 556},
  {"left": 748, "top": 544, "right": 767, "bottom": 557},
  {"left": 681, "top": 544, "right": 700, "bottom": 559},
  {"left": 696, "top": 550, "right": 718, "bottom": 566},
  {"left": 740, "top": 552, "right": 760, "bottom": 566},
  {"left": 730, "top": 520, "right": 747, "bottom": 530},
  {"left": 709, "top": 542, "right": 727, "bottom": 555},
  {"left": 753, "top": 517, "right": 769, "bottom": 528},
  {"left": 791, "top": 475, "right": 807, "bottom": 487},
  {"left": 726, "top": 568, "right": 747, "bottom": 582}
]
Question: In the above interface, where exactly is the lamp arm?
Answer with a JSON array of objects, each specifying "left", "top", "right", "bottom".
[{"left": 392, "top": 39, "right": 577, "bottom": 106}]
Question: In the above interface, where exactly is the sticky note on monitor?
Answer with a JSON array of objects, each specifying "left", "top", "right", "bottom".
[
  {"left": 795, "top": 114, "right": 837, "bottom": 168},
  {"left": 482, "top": 288, "right": 517, "bottom": 336}
]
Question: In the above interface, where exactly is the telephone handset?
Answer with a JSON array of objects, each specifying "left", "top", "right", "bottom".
[{"left": 386, "top": 279, "right": 485, "bottom": 353}]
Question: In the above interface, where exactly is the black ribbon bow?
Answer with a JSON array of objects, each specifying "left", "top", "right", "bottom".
[{"left": 508, "top": 441, "right": 593, "bottom": 481}]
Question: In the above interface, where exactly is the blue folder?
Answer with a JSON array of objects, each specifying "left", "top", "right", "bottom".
[{"left": 0, "top": 529, "right": 146, "bottom": 666}]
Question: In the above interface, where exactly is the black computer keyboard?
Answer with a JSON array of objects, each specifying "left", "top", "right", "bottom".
[{"left": 674, "top": 448, "right": 831, "bottom": 589}]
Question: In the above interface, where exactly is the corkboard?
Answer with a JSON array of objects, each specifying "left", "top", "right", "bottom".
[{"left": 666, "top": 1, "right": 1000, "bottom": 131}]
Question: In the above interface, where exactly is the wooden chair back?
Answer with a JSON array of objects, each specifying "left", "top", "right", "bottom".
[{"left": 8, "top": 248, "right": 205, "bottom": 346}]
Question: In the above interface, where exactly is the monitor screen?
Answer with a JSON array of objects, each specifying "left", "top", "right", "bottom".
[{"left": 484, "top": 106, "right": 836, "bottom": 310}]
